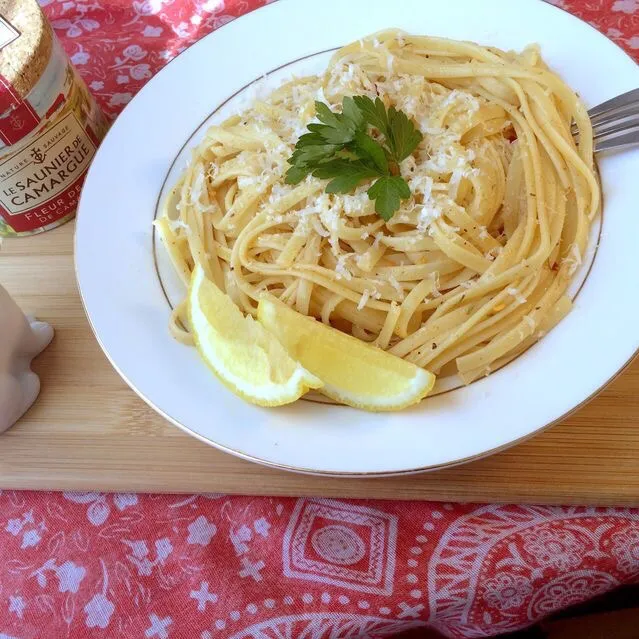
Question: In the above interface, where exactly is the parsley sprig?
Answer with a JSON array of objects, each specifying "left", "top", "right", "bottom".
[{"left": 285, "top": 96, "right": 423, "bottom": 221}]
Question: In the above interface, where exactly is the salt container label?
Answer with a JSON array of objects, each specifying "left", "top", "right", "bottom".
[{"left": 0, "top": 111, "right": 96, "bottom": 232}]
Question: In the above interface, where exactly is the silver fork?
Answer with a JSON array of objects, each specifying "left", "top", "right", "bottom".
[{"left": 572, "top": 88, "right": 639, "bottom": 152}]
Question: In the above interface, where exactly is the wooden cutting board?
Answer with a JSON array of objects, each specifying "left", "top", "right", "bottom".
[{"left": 2, "top": 222, "right": 639, "bottom": 505}]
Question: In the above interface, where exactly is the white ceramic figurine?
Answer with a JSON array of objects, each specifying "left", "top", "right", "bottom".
[{"left": 0, "top": 284, "right": 53, "bottom": 433}]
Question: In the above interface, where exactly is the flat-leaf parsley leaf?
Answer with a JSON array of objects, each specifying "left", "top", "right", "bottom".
[
  {"left": 367, "top": 176, "right": 411, "bottom": 221},
  {"left": 285, "top": 95, "right": 423, "bottom": 220}
]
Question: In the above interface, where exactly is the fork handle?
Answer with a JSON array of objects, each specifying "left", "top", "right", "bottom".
[
  {"left": 589, "top": 88, "right": 639, "bottom": 118},
  {"left": 595, "top": 129, "right": 639, "bottom": 152}
]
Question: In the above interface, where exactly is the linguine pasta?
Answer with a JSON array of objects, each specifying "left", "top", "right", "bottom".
[{"left": 156, "top": 30, "right": 600, "bottom": 385}]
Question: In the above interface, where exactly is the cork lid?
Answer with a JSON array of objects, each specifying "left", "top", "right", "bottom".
[{"left": 0, "top": 0, "right": 53, "bottom": 98}]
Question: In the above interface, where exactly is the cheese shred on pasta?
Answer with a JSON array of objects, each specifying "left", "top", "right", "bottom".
[{"left": 156, "top": 30, "right": 600, "bottom": 384}]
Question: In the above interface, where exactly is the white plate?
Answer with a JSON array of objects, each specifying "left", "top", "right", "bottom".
[{"left": 76, "top": 0, "right": 639, "bottom": 476}]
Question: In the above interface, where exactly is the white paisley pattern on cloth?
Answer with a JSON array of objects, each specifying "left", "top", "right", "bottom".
[
  {"left": 520, "top": 527, "right": 585, "bottom": 571},
  {"left": 527, "top": 572, "right": 619, "bottom": 618},
  {"left": 226, "top": 613, "right": 426, "bottom": 639},
  {"left": 481, "top": 573, "right": 533, "bottom": 612},
  {"left": 427, "top": 505, "right": 639, "bottom": 638},
  {"left": 608, "top": 524, "right": 639, "bottom": 576}
]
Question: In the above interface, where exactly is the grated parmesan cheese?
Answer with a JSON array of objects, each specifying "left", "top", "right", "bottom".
[
  {"left": 315, "top": 86, "right": 327, "bottom": 104},
  {"left": 311, "top": 217, "right": 330, "bottom": 238},
  {"left": 268, "top": 182, "right": 292, "bottom": 205},
  {"left": 562, "top": 243, "right": 582, "bottom": 276},
  {"left": 357, "top": 289, "right": 371, "bottom": 311},
  {"left": 409, "top": 173, "right": 433, "bottom": 198},
  {"left": 342, "top": 192, "right": 370, "bottom": 214},
  {"left": 431, "top": 272, "right": 441, "bottom": 297},
  {"left": 335, "top": 254, "right": 352, "bottom": 280},
  {"left": 190, "top": 170, "right": 205, "bottom": 203},
  {"left": 237, "top": 175, "right": 259, "bottom": 189},
  {"left": 507, "top": 287, "right": 527, "bottom": 305},
  {"left": 449, "top": 168, "right": 464, "bottom": 199},
  {"left": 386, "top": 53, "right": 394, "bottom": 73},
  {"left": 388, "top": 274, "right": 404, "bottom": 298},
  {"left": 169, "top": 219, "right": 189, "bottom": 232},
  {"left": 417, "top": 204, "right": 442, "bottom": 233}
]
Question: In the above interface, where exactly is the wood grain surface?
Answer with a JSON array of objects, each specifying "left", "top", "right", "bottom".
[{"left": 1, "top": 222, "right": 639, "bottom": 504}]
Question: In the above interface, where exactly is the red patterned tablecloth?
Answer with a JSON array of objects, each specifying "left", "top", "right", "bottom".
[{"left": 2, "top": 1, "right": 637, "bottom": 638}]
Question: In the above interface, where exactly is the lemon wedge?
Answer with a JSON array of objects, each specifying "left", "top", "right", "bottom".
[
  {"left": 257, "top": 296, "right": 435, "bottom": 411},
  {"left": 188, "top": 265, "right": 322, "bottom": 406}
]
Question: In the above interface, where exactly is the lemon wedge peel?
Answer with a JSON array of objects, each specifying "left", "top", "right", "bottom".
[
  {"left": 257, "top": 296, "right": 435, "bottom": 412},
  {"left": 188, "top": 265, "right": 322, "bottom": 407}
]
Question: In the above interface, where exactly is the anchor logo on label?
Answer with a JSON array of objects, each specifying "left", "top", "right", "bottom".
[
  {"left": 30, "top": 147, "right": 45, "bottom": 164},
  {"left": 9, "top": 113, "right": 24, "bottom": 131}
]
